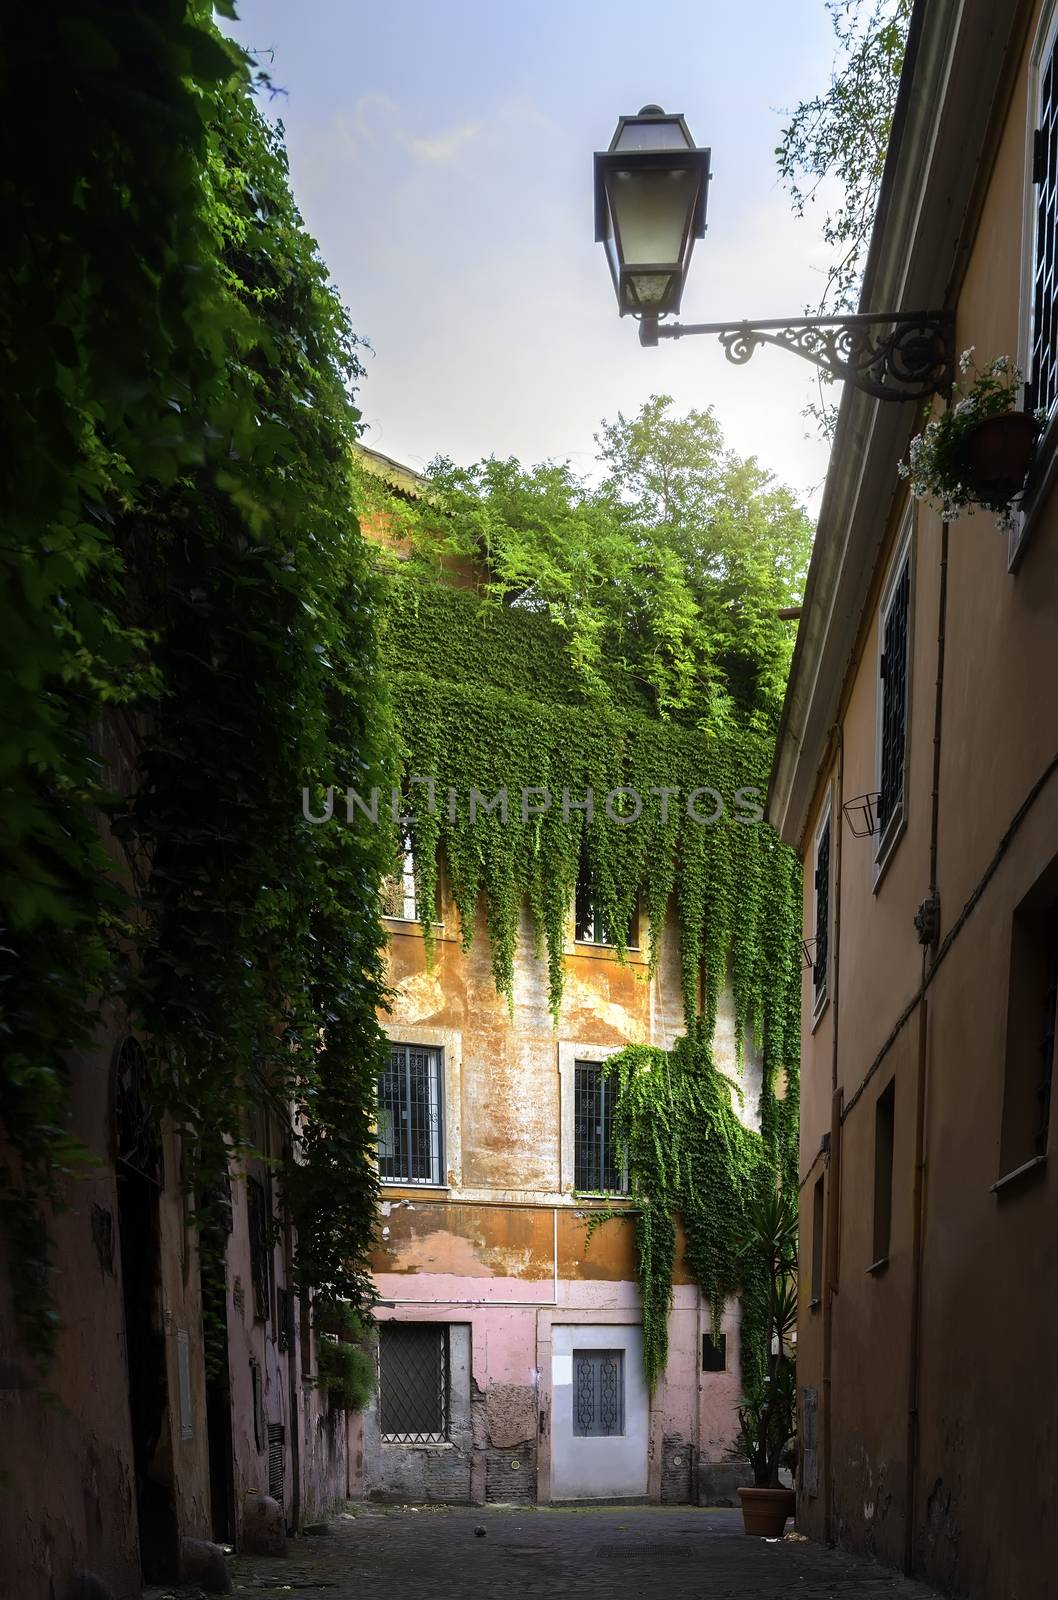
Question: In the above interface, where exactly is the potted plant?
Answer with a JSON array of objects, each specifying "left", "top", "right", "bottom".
[
  {"left": 732, "top": 1184, "right": 798, "bottom": 1537},
  {"left": 900, "top": 350, "right": 1043, "bottom": 532}
]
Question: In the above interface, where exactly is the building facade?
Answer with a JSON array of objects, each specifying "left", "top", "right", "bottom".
[
  {"left": 768, "top": 3, "right": 1058, "bottom": 1594},
  {"left": 357, "top": 896, "right": 760, "bottom": 1508},
  {"left": 353, "top": 447, "right": 769, "bottom": 1509}
]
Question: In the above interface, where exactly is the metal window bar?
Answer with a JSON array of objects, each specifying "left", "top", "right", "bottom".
[
  {"left": 574, "top": 1061, "right": 624, "bottom": 1193},
  {"left": 267, "top": 1422, "right": 285, "bottom": 1504},
  {"left": 878, "top": 558, "right": 910, "bottom": 837},
  {"left": 378, "top": 1044, "right": 444, "bottom": 1185},
  {"left": 1032, "top": 43, "right": 1058, "bottom": 419},
  {"left": 1036, "top": 911, "right": 1058, "bottom": 1156},
  {"left": 379, "top": 1323, "right": 449, "bottom": 1442},
  {"left": 573, "top": 1348, "right": 625, "bottom": 1437},
  {"left": 813, "top": 817, "right": 831, "bottom": 1002}
]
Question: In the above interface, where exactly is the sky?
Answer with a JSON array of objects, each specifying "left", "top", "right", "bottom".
[{"left": 226, "top": 1, "right": 841, "bottom": 510}]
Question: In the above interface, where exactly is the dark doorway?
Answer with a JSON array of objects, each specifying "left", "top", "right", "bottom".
[
  {"left": 114, "top": 1036, "right": 178, "bottom": 1583},
  {"left": 200, "top": 1177, "right": 236, "bottom": 1545}
]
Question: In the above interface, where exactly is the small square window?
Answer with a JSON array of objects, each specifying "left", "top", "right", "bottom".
[{"left": 379, "top": 1323, "right": 449, "bottom": 1442}]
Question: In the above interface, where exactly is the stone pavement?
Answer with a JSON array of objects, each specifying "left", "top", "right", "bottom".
[{"left": 222, "top": 1504, "right": 943, "bottom": 1600}]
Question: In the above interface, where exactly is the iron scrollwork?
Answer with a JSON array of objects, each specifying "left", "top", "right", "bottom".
[{"left": 643, "top": 311, "right": 955, "bottom": 402}]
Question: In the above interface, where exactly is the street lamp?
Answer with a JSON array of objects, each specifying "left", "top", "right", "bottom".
[
  {"left": 594, "top": 108, "right": 953, "bottom": 402},
  {"left": 593, "top": 105, "right": 711, "bottom": 318}
]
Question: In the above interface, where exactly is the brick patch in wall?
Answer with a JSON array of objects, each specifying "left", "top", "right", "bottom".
[
  {"left": 661, "top": 1433, "right": 693, "bottom": 1504},
  {"left": 485, "top": 1441, "right": 536, "bottom": 1503}
]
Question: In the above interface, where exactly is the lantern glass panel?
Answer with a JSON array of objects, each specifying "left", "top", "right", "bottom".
[
  {"left": 612, "top": 116, "right": 692, "bottom": 153},
  {"left": 607, "top": 167, "right": 698, "bottom": 267},
  {"left": 626, "top": 272, "right": 676, "bottom": 310}
]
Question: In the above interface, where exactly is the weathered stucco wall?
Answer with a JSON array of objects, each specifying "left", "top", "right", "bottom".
[
  {"left": 369, "top": 877, "right": 762, "bottom": 1506},
  {"left": 794, "top": 8, "right": 1058, "bottom": 1593}
]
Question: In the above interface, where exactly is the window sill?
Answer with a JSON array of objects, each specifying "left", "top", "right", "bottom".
[
  {"left": 571, "top": 940, "right": 646, "bottom": 965},
  {"left": 381, "top": 1438, "right": 453, "bottom": 1451},
  {"left": 380, "top": 1181, "right": 449, "bottom": 1193},
  {"left": 991, "top": 1153, "right": 1047, "bottom": 1197},
  {"left": 866, "top": 1256, "right": 890, "bottom": 1276},
  {"left": 382, "top": 915, "right": 445, "bottom": 931}
]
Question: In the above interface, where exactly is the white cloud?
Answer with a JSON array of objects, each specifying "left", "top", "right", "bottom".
[{"left": 407, "top": 122, "right": 481, "bottom": 163}]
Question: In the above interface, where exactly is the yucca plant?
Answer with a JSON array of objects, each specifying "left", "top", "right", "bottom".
[{"left": 732, "top": 1184, "right": 798, "bottom": 1488}]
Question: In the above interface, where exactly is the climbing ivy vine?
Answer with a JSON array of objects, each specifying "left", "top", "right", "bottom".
[
  {"left": 1, "top": 3, "right": 392, "bottom": 1369},
  {"left": 373, "top": 548, "right": 803, "bottom": 1394}
]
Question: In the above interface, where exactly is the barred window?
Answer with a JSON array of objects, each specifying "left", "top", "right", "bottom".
[
  {"left": 574, "top": 1060, "right": 624, "bottom": 1193},
  {"left": 1031, "top": 27, "right": 1058, "bottom": 421},
  {"left": 812, "top": 808, "right": 831, "bottom": 1014},
  {"left": 573, "top": 1348, "right": 625, "bottom": 1437},
  {"left": 878, "top": 549, "right": 911, "bottom": 849},
  {"left": 379, "top": 1323, "right": 448, "bottom": 1443},
  {"left": 381, "top": 825, "right": 417, "bottom": 920},
  {"left": 378, "top": 1044, "right": 444, "bottom": 1186}
]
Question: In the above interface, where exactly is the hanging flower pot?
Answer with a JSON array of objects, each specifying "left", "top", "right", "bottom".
[
  {"left": 899, "top": 350, "right": 1044, "bottom": 533},
  {"left": 957, "top": 409, "right": 1040, "bottom": 509}
]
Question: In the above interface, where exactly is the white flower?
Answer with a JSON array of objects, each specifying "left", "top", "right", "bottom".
[{"left": 959, "top": 346, "right": 976, "bottom": 373}]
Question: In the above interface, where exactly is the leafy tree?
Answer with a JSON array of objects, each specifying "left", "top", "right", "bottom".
[
  {"left": 365, "top": 396, "right": 812, "bottom": 730},
  {"left": 776, "top": 0, "right": 912, "bottom": 314}
]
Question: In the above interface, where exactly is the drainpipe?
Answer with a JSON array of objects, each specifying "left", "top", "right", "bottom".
[
  {"left": 822, "top": 723, "right": 843, "bottom": 1545},
  {"left": 905, "top": 514, "right": 948, "bottom": 1573}
]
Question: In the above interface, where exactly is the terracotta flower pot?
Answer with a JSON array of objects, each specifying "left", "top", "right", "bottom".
[
  {"left": 737, "top": 1485, "right": 796, "bottom": 1537},
  {"left": 958, "top": 409, "right": 1039, "bottom": 508}
]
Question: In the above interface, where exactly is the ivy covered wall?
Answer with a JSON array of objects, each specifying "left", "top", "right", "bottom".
[{"left": 374, "top": 558, "right": 802, "bottom": 1392}]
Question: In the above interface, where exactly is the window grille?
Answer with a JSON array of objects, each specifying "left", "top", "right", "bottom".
[
  {"left": 1031, "top": 38, "right": 1058, "bottom": 420},
  {"left": 1036, "top": 911, "right": 1058, "bottom": 1157},
  {"left": 813, "top": 814, "right": 831, "bottom": 1007},
  {"left": 267, "top": 1422, "right": 285, "bottom": 1503},
  {"left": 573, "top": 1348, "right": 625, "bottom": 1437},
  {"left": 878, "top": 555, "right": 910, "bottom": 840},
  {"left": 246, "top": 1175, "right": 271, "bottom": 1323},
  {"left": 575, "top": 847, "right": 634, "bottom": 946},
  {"left": 574, "top": 1061, "right": 624, "bottom": 1193},
  {"left": 381, "top": 825, "right": 417, "bottom": 920},
  {"left": 378, "top": 1323, "right": 448, "bottom": 1442},
  {"left": 378, "top": 1044, "right": 444, "bottom": 1185}
]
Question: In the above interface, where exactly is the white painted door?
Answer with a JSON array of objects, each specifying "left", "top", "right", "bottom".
[{"left": 550, "top": 1324, "right": 649, "bottom": 1499}]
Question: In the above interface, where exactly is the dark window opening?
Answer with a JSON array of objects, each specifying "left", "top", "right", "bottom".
[
  {"left": 1031, "top": 40, "right": 1058, "bottom": 419},
  {"left": 573, "top": 1348, "right": 625, "bottom": 1436},
  {"left": 878, "top": 556, "right": 910, "bottom": 841},
  {"left": 811, "top": 1175, "right": 825, "bottom": 1305},
  {"left": 379, "top": 1322, "right": 449, "bottom": 1442},
  {"left": 872, "top": 1080, "right": 895, "bottom": 1265},
  {"left": 702, "top": 1332, "right": 727, "bottom": 1371},
  {"left": 246, "top": 1175, "right": 272, "bottom": 1324},
  {"left": 574, "top": 1061, "right": 624, "bottom": 1193},
  {"left": 575, "top": 845, "right": 636, "bottom": 947},
  {"left": 1001, "top": 883, "right": 1058, "bottom": 1179},
  {"left": 813, "top": 814, "right": 831, "bottom": 1008},
  {"left": 378, "top": 1043, "right": 444, "bottom": 1186}
]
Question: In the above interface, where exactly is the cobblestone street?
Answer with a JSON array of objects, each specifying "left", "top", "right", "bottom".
[{"left": 225, "top": 1506, "right": 942, "bottom": 1600}]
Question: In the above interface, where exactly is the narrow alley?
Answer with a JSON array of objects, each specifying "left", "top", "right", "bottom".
[{"left": 211, "top": 1506, "right": 942, "bottom": 1600}]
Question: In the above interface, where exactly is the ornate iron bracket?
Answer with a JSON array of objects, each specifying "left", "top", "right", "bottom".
[{"left": 639, "top": 310, "right": 955, "bottom": 402}]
